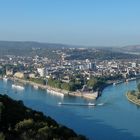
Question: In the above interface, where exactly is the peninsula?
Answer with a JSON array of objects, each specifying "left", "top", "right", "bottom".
[
  {"left": 10, "top": 77, "right": 101, "bottom": 100},
  {"left": 126, "top": 83, "right": 140, "bottom": 106}
]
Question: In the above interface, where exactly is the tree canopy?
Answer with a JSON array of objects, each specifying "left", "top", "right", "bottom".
[
  {"left": 0, "top": 94, "right": 87, "bottom": 140},
  {"left": 137, "top": 83, "right": 140, "bottom": 92}
]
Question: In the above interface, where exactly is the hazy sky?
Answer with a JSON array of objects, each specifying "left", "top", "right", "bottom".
[{"left": 0, "top": 0, "right": 140, "bottom": 46}]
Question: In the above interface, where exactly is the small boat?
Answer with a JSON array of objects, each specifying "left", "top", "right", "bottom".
[
  {"left": 58, "top": 102, "right": 62, "bottom": 105},
  {"left": 88, "top": 102, "right": 96, "bottom": 106},
  {"left": 97, "top": 103, "right": 104, "bottom": 106}
]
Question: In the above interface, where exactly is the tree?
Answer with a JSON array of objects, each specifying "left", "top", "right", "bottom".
[
  {"left": 137, "top": 93, "right": 140, "bottom": 99},
  {"left": 0, "top": 133, "right": 5, "bottom": 140},
  {"left": 130, "top": 90, "right": 136, "bottom": 95},
  {"left": 87, "top": 78, "right": 97, "bottom": 88},
  {"left": 61, "top": 83, "right": 70, "bottom": 91},
  {"left": 87, "top": 77, "right": 106, "bottom": 91},
  {"left": 137, "top": 83, "right": 140, "bottom": 92}
]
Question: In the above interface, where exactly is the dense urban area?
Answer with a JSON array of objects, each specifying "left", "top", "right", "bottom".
[{"left": 0, "top": 42, "right": 140, "bottom": 99}]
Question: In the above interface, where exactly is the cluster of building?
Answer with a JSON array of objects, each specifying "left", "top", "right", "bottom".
[{"left": 0, "top": 48, "right": 140, "bottom": 83}]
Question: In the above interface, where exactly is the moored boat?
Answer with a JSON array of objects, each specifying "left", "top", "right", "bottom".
[
  {"left": 3, "top": 76, "right": 8, "bottom": 82},
  {"left": 12, "top": 84, "right": 24, "bottom": 90},
  {"left": 47, "top": 89, "right": 64, "bottom": 98},
  {"left": 33, "top": 85, "right": 38, "bottom": 89}
]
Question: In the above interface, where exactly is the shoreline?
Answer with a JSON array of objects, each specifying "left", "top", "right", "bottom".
[
  {"left": 126, "top": 92, "right": 140, "bottom": 106},
  {"left": 8, "top": 77, "right": 98, "bottom": 100},
  {"left": 3, "top": 76, "right": 140, "bottom": 100}
]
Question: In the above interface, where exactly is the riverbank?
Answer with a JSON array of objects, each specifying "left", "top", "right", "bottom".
[
  {"left": 111, "top": 76, "right": 140, "bottom": 86},
  {"left": 5, "top": 75, "right": 140, "bottom": 100},
  {"left": 126, "top": 92, "right": 140, "bottom": 106},
  {"left": 9, "top": 77, "right": 98, "bottom": 100}
]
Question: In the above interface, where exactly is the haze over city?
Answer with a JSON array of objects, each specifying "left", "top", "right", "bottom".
[{"left": 0, "top": 0, "right": 140, "bottom": 46}]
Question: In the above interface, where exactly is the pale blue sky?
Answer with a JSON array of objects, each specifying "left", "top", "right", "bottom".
[{"left": 0, "top": 0, "right": 140, "bottom": 46}]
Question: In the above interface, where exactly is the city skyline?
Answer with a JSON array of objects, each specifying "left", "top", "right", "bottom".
[{"left": 0, "top": 0, "right": 140, "bottom": 46}]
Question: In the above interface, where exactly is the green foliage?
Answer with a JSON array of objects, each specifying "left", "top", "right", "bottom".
[
  {"left": 0, "top": 94, "right": 87, "bottom": 140},
  {"left": 130, "top": 90, "right": 136, "bottom": 95},
  {"left": 99, "top": 74, "right": 123, "bottom": 81},
  {"left": 0, "top": 68, "right": 6, "bottom": 76},
  {"left": 48, "top": 78, "right": 62, "bottom": 89},
  {"left": 137, "top": 83, "right": 140, "bottom": 92},
  {"left": 137, "top": 92, "right": 140, "bottom": 99},
  {"left": 48, "top": 76, "right": 107, "bottom": 92},
  {"left": 0, "top": 102, "right": 5, "bottom": 123},
  {"left": 129, "top": 89, "right": 140, "bottom": 100},
  {"left": 29, "top": 78, "right": 46, "bottom": 85},
  {"left": 66, "top": 48, "right": 140, "bottom": 60},
  {"left": 0, "top": 133, "right": 5, "bottom": 140},
  {"left": 61, "top": 82, "right": 70, "bottom": 91},
  {"left": 15, "top": 119, "right": 34, "bottom": 131},
  {"left": 87, "top": 78, "right": 97, "bottom": 88},
  {"left": 0, "top": 41, "right": 61, "bottom": 60},
  {"left": 47, "top": 78, "right": 83, "bottom": 91},
  {"left": 38, "top": 125, "right": 49, "bottom": 133},
  {"left": 87, "top": 77, "right": 106, "bottom": 91},
  {"left": 0, "top": 102, "right": 4, "bottom": 112}
]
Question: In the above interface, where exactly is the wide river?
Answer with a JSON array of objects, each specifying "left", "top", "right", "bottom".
[{"left": 0, "top": 79, "right": 140, "bottom": 140}]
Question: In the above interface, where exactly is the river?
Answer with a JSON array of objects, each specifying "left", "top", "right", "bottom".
[{"left": 0, "top": 79, "right": 140, "bottom": 140}]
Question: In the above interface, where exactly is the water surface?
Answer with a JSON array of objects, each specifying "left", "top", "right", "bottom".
[{"left": 0, "top": 79, "right": 140, "bottom": 140}]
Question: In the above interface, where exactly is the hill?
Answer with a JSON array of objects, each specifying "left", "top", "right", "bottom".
[
  {"left": 65, "top": 47, "right": 140, "bottom": 60},
  {"left": 0, "top": 40, "right": 140, "bottom": 60},
  {"left": 0, "top": 41, "right": 67, "bottom": 59},
  {"left": 121, "top": 45, "right": 140, "bottom": 54},
  {"left": 0, "top": 94, "right": 87, "bottom": 140},
  {"left": 0, "top": 41, "right": 80, "bottom": 59},
  {"left": 0, "top": 41, "right": 70, "bottom": 49}
]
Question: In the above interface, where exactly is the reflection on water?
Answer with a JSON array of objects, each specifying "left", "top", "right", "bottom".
[{"left": 0, "top": 79, "right": 140, "bottom": 140}]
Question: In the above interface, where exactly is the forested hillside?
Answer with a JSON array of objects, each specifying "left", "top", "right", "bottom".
[{"left": 0, "top": 94, "right": 87, "bottom": 140}]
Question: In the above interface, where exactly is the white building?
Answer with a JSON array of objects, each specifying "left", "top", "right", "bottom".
[
  {"left": 88, "top": 62, "right": 96, "bottom": 70},
  {"left": 132, "top": 62, "right": 136, "bottom": 68},
  {"left": 37, "top": 68, "right": 45, "bottom": 77}
]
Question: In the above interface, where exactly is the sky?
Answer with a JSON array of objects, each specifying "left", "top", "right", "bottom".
[{"left": 0, "top": 0, "right": 140, "bottom": 46}]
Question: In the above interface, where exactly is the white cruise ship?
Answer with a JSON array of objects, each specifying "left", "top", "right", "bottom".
[
  {"left": 3, "top": 76, "right": 8, "bottom": 82},
  {"left": 47, "top": 89, "right": 64, "bottom": 98},
  {"left": 33, "top": 85, "right": 38, "bottom": 89},
  {"left": 12, "top": 84, "right": 24, "bottom": 90}
]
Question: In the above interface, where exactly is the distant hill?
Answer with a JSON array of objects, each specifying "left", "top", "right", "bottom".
[
  {"left": 0, "top": 41, "right": 69, "bottom": 58},
  {"left": 0, "top": 94, "right": 86, "bottom": 140},
  {"left": 0, "top": 40, "right": 139, "bottom": 59},
  {"left": 121, "top": 45, "right": 140, "bottom": 53},
  {"left": 0, "top": 41, "right": 117, "bottom": 50},
  {"left": 0, "top": 41, "right": 71, "bottom": 49},
  {"left": 0, "top": 41, "right": 80, "bottom": 58},
  {"left": 65, "top": 47, "right": 140, "bottom": 60}
]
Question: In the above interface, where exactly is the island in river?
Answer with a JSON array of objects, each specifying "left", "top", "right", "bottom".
[{"left": 0, "top": 94, "right": 87, "bottom": 140}]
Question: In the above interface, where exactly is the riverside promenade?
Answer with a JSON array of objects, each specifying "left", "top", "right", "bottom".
[{"left": 10, "top": 77, "right": 98, "bottom": 100}]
